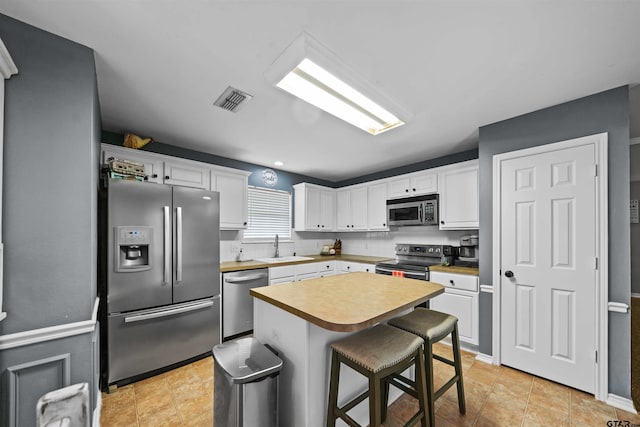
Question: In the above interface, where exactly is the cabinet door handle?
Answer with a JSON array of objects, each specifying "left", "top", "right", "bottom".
[
  {"left": 405, "top": 189, "right": 409, "bottom": 192},
  {"left": 441, "top": 220, "right": 445, "bottom": 224},
  {"left": 152, "top": 174, "right": 158, "bottom": 178},
  {"left": 450, "top": 280, "right": 455, "bottom": 286},
  {"left": 165, "top": 175, "right": 170, "bottom": 180},
  {"left": 413, "top": 188, "right": 416, "bottom": 192}
]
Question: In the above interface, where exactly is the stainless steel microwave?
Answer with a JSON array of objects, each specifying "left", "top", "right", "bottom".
[{"left": 387, "top": 194, "right": 438, "bottom": 226}]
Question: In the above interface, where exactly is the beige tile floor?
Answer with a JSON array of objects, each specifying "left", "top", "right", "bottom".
[{"left": 101, "top": 343, "right": 639, "bottom": 426}]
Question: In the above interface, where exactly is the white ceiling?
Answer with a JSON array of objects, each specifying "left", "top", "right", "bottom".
[{"left": 1, "top": 1, "right": 640, "bottom": 182}]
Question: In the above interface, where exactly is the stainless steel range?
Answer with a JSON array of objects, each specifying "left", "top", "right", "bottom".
[{"left": 375, "top": 243, "right": 455, "bottom": 280}]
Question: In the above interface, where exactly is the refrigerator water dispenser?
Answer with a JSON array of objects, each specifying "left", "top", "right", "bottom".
[{"left": 115, "top": 226, "right": 152, "bottom": 272}]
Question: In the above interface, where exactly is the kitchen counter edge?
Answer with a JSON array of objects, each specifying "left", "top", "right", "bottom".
[
  {"left": 221, "top": 254, "right": 393, "bottom": 273},
  {"left": 428, "top": 265, "right": 479, "bottom": 276}
]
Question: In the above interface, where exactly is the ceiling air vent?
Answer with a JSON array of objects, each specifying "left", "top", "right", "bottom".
[{"left": 213, "top": 86, "right": 253, "bottom": 113}]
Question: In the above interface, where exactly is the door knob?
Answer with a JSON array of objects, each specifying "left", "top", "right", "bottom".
[{"left": 505, "top": 270, "right": 514, "bottom": 278}]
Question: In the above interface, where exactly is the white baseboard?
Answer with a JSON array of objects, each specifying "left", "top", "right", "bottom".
[
  {"left": 607, "top": 393, "right": 637, "bottom": 414},
  {"left": 92, "top": 383, "right": 102, "bottom": 427},
  {"left": 475, "top": 353, "right": 495, "bottom": 365}
]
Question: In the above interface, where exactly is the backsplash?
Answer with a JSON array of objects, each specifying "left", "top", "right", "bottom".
[{"left": 220, "top": 227, "right": 476, "bottom": 262}]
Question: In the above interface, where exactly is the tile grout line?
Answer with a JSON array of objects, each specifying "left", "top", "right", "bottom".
[
  {"left": 469, "top": 363, "right": 499, "bottom": 426},
  {"left": 520, "top": 375, "right": 534, "bottom": 427}
]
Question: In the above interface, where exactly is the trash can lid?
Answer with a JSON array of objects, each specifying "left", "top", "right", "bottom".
[{"left": 212, "top": 337, "right": 283, "bottom": 384}]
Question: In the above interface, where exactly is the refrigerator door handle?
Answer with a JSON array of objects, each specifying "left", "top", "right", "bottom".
[
  {"left": 124, "top": 300, "right": 214, "bottom": 324},
  {"left": 176, "top": 206, "right": 183, "bottom": 283},
  {"left": 163, "top": 205, "right": 171, "bottom": 285}
]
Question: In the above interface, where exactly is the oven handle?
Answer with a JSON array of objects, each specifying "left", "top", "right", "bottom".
[{"left": 375, "top": 267, "right": 427, "bottom": 280}]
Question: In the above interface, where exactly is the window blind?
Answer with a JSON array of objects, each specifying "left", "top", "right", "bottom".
[{"left": 244, "top": 186, "right": 292, "bottom": 240}]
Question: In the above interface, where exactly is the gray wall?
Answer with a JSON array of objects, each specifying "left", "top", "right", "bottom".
[
  {"left": 0, "top": 14, "right": 100, "bottom": 426},
  {"left": 478, "top": 86, "right": 631, "bottom": 398},
  {"left": 631, "top": 143, "right": 640, "bottom": 295}
]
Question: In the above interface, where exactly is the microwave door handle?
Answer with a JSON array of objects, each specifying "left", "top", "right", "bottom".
[{"left": 419, "top": 203, "right": 423, "bottom": 223}]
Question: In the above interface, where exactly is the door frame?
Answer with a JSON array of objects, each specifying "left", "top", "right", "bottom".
[{"left": 492, "top": 132, "right": 608, "bottom": 400}]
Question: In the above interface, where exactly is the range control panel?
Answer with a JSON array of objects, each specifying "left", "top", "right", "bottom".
[{"left": 395, "top": 243, "right": 450, "bottom": 258}]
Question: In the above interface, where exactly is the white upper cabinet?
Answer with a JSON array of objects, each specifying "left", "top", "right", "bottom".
[
  {"left": 336, "top": 186, "right": 367, "bottom": 231},
  {"left": 164, "top": 158, "right": 210, "bottom": 189},
  {"left": 387, "top": 172, "right": 437, "bottom": 199},
  {"left": 293, "top": 183, "right": 335, "bottom": 232},
  {"left": 438, "top": 160, "right": 479, "bottom": 230},
  {"left": 102, "top": 145, "right": 164, "bottom": 184},
  {"left": 213, "top": 170, "right": 250, "bottom": 230},
  {"left": 367, "top": 182, "right": 388, "bottom": 230}
]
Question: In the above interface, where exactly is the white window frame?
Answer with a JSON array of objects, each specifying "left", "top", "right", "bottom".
[{"left": 243, "top": 186, "right": 292, "bottom": 242}]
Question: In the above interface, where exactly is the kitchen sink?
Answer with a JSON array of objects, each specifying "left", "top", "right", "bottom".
[{"left": 254, "top": 256, "right": 314, "bottom": 264}]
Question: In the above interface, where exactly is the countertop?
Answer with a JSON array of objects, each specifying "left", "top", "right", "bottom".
[
  {"left": 429, "top": 265, "right": 479, "bottom": 276},
  {"left": 220, "top": 253, "right": 393, "bottom": 273},
  {"left": 250, "top": 272, "right": 444, "bottom": 332}
]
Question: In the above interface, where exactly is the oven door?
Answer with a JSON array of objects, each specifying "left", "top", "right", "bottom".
[
  {"left": 374, "top": 265, "right": 428, "bottom": 281},
  {"left": 387, "top": 201, "right": 423, "bottom": 226}
]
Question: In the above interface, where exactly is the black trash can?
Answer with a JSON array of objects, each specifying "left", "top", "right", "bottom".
[{"left": 213, "top": 337, "right": 283, "bottom": 427}]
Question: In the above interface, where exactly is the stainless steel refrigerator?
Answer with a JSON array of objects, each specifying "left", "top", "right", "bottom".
[{"left": 101, "top": 179, "right": 220, "bottom": 387}]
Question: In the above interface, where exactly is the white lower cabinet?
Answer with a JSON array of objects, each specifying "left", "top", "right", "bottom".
[
  {"left": 268, "top": 261, "right": 336, "bottom": 285},
  {"left": 336, "top": 261, "right": 375, "bottom": 274},
  {"left": 428, "top": 271, "right": 479, "bottom": 345}
]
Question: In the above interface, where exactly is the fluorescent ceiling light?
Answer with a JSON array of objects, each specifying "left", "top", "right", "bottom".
[{"left": 265, "top": 32, "right": 409, "bottom": 136}]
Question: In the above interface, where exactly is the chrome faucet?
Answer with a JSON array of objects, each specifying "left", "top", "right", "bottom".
[{"left": 274, "top": 234, "right": 279, "bottom": 258}]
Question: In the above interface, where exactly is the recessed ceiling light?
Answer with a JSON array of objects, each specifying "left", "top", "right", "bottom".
[
  {"left": 265, "top": 32, "right": 410, "bottom": 135},
  {"left": 274, "top": 161, "right": 284, "bottom": 167}
]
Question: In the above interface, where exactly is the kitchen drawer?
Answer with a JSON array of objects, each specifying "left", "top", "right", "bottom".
[
  {"left": 296, "top": 272, "right": 319, "bottom": 282},
  {"left": 296, "top": 262, "right": 320, "bottom": 275},
  {"left": 317, "top": 261, "right": 336, "bottom": 276},
  {"left": 269, "top": 265, "right": 296, "bottom": 280},
  {"left": 269, "top": 277, "right": 294, "bottom": 285},
  {"left": 429, "top": 271, "right": 478, "bottom": 292}
]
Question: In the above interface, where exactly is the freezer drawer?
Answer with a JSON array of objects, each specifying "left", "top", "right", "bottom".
[{"left": 107, "top": 297, "right": 220, "bottom": 384}]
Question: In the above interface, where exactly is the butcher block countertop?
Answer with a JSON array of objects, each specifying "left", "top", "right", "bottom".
[
  {"left": 429, "top": 265, "right": 479, "bottom": 276},
  {"left": 250, "top": 272, "right": 444, "bottom": 332},
  {"left": 220, "top": 254, "right": 392, "bottom": 273}
]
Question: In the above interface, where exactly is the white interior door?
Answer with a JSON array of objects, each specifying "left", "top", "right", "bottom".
[{"left": 499, "top": 142, "right": 597, "bottom": 393}]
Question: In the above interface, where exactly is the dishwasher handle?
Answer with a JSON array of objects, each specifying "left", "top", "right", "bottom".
[{"left": 224, "top": 272, "right": 269, "bottom": 283}]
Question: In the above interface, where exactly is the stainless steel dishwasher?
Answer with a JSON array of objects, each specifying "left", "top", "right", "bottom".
[{"left": 222, "top": 268, "right": 269, "bottom": 340}]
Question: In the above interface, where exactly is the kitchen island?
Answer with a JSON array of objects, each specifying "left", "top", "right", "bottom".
[{"left": 250, "top": 272, "right": 444, "bottom": 427}]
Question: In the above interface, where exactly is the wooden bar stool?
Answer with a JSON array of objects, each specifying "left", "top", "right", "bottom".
[
  {"left": 388, "top": 309, "right": 466, "bottom": 427},
  {"left": 326, "top": 323, "right": 429, "bottom": 427}
]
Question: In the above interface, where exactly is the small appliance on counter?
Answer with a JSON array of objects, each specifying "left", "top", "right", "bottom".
[{"left": 455, "top": 234, "right": 479, "bottom": 267}]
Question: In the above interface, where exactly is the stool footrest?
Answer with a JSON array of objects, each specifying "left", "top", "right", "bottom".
[
  {"left": 387, "top": 375, "right": 417, "bottom": 398},
  {"left": 433, "top": 353, "right": 455, "bottom": 367},
  {"left": 434, "top": 374, "right": 461, "bottom": 400},
  {"left": 339, "top": 390, "right": 369, "bottom": 414}
]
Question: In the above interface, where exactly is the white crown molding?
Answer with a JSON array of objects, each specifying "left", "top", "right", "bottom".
[
  {"left": 0, "top": 38, "right": 17, "bottom": 79},
  {"left": 479, "top": 284, "right": 493, "bottom": 293},
  {"left": 0, "top": 298, "right": 99, "bottom": 350},
  {"left": 608, "top": 301, "right": 629, "bottom": 313}
]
